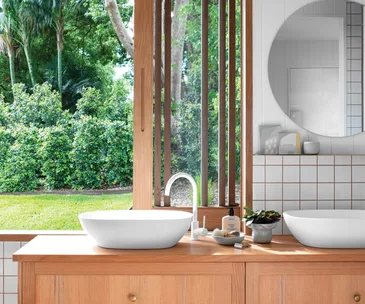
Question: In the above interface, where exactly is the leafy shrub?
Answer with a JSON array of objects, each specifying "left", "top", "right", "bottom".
[
  {"left": 9, "top": 84, "right": 65, "bottom": 127},
  {"left": 104, "top": 120, "right": 133, "bottom": 186},
  {"left": 101, "top": 80, "right": 133, "bottom": 122},
  {"left": 39, "top": 126, "right": 73, "bottom": 189},
  {"left": 71, "top": 116, "right": 105, "bottom": 189},
  {"left": 0, "top": 127, "right": 13, "bottom": 171},
  {"left": 0, "top": 125, "right": 41, "bottom": 192},
  {"left": 0, "top": 96, "right": 9, "bottom": 127},
  {"left": 0, "top": 83, "right": 134, "bottom": 192},
  {"left": 74, "top": 87, "right": 103, "bottom": 118}
]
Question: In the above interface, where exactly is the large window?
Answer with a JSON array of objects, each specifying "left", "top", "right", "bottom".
[
  {"left": 0, "top": 0, "right": 135, "bottom": 229},
  {"left": 154, "top": 0, "right": 242, "bottom": 208}
]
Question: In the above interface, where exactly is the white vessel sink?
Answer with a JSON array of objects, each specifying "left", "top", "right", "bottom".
[
  {"left": 79, "top": 210, "right": 193, "bottom": 249},
  {"left": 284, "top": 210, "right": 365, "bottom": 248}
]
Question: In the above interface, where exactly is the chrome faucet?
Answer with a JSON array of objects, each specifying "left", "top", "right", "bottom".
[{"left": 164, "top": 173, "right": 208, "bottom": 241}]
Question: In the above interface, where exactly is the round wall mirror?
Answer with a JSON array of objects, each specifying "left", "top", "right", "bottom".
[{"left": 269, "top": 0, "right": 364, "bottom": 137}]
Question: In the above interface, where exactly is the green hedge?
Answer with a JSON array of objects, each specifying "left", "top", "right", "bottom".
[
  {"left": 71, "top": 116, "right": 105, "bottom": 189},
  {"left": 39, "top": 126, "right": 73, "bottom": 190},
  {"left": 0, "top": 125, "right": 41, "bottom": 192},
  {"left": 104, "top": 120, "right": 133, "bottom": 186},
  {"left": 0, "top": 84, "right": 133, "bottom": 192}
]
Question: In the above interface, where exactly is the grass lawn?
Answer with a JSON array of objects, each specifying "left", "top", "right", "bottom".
[{"left": 0, "top": 194, "right": 133, "bottom": 230}]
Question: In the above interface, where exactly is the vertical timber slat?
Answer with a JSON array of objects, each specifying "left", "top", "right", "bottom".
[
  {"left": 19, "top": 262, "right": 36, "bottom": 304},
  {"left": 164, "top": 0, "right": 172, "bottom": 206},
  {"left": 133, "top": 0, "right": 154, "bottom": 209},
  {"left": 239, "top": 0, "right": 244, "bottom": 229},
  {"left": 244, "top": 0, "right": 253, "bottom": 234},
  {"left": 218, "top": 0, "right": 227, "bottom": 207},
  {"left": 228, "top": 0, "right": 236, "bottom": 206},
  {"left": 238, "top": 0, "right": 243, "bottom": 222},
  {"left": 201, "top": 0, "right": 209, "bottom": 207},
  {"left": 154, "top": 0, "right": 162, "bottom": 206}
]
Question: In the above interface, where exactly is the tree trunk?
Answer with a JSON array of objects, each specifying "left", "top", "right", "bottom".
[
  {"left": 104, "top": 0, "right": 134, "bottom": 58},
  {"left": 171, "top": 0, "right": 189, "bottom": 106},
  {"left": 57, "top": 25, "right": 63, "bottom": 96},
  {"left": 23, "top": 43, "right": 36, "bottom": 87},
  {"left": 8, "top": 47, "right": 15, "bottom": 88}
]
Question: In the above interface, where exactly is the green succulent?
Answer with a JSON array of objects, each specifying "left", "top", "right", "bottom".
[{"left": 243, "top": 206, "right": 281, "bottom": 226}]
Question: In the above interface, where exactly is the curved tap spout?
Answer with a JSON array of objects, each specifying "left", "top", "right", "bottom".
[{"left": 164, "top": 173, "right": 200, "bottom": 240}]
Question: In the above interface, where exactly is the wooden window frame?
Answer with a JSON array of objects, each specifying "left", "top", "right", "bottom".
[{"left": 133, "top": 0, "right": 253, "bottom": 233}]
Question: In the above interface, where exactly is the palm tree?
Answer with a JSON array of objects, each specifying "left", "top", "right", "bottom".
[
  {"left": 0, "top": 13, "right": 16, "bottom": 89},
  {"left": 2, "top": 0, "right": 39, "bottom": 87},
  {"left": 42, "top": 0, "right": 84, "bottom": 96}
]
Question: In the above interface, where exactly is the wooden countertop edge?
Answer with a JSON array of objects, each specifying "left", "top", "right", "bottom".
[
  {"left": 12, "top": 235, "right": 365, "bottom": 263},
  {"left": 13, "top": 254, "right": 365, "bottom": 263}
]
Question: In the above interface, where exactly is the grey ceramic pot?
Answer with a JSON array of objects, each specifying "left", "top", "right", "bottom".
[{"left": 251, "top": 222, "right": 278, "bottom": 244}]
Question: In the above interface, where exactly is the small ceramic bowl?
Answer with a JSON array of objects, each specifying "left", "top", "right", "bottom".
[
  {"left": 303, "top": 142, "right": 320, "bottom": 155},
  {"left": 213, "top": 234, "right": 245, "bottom": 246}
]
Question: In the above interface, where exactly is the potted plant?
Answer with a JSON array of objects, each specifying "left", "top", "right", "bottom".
[{"left": 243, "top": 207, "right": 281, "bottom": 244}]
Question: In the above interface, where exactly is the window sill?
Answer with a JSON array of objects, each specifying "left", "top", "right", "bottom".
[{"left": 0, "top": 230, "right": 85, "bottom": 242}]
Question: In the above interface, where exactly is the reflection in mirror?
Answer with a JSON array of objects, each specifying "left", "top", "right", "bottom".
[{"left": 269, "top": 0, "right": 364, "bottom": 137}]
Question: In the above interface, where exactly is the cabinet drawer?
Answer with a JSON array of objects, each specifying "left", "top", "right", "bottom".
[
  {"left": 246, "top": 262, "right": 365, "bottom": 304},
  {"left": 21, "top": 262, "right": 244, "bottom": 304},
  {"left": 37, "top": 274, "right": 231, "bottom": 304}
]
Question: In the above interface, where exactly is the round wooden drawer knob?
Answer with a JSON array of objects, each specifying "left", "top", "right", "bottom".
[
  {"left": 354, "top": 294, "right": 361, "bottom": 302},
  {"left": 129, "top": 294, "right": 137, "bottom": 302}
]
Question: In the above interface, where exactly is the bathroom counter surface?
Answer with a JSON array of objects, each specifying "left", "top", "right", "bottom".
[{"left": 13, "top": 234, "right": 365, "bottom": 263}]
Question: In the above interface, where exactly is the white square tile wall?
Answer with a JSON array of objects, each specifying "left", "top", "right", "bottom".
[
  {"left": 0, "top": 241, "right": 24, "bottom": 304},
  {"left": 318, "top": 166, "right": 334, "bottom": 182},
  {"left": 283, "top": 166, "right": 299, "bottom": 182},
  {"left": 335, "top": 166, "right": 351, "bottom": 182},
  {"left": 301, "top": 166, "right": 317, "bottom": 182},
  {"left": 253, "top": 155, "right": 365, "bottom": 235},
  {"left": 266, "top": 166, "right": 282, "bottom": 182}
]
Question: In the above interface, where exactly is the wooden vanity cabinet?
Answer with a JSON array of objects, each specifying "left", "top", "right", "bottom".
[
  {"left": 16, "top": 236, "right": 365, "bottom": 304},
  {"left": 20, "top": 262, "right": 244, "bottom": 304},
  {"left": 246, "top": 262, "right": 365, "bottom": 304}
]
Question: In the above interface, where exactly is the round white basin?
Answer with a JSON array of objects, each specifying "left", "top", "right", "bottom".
[
  {"left": 79, "top": 210, "right": 193, "bottom": 249},
  {"left": 284, "top": 210, "right": 365, "bottom": 248}
]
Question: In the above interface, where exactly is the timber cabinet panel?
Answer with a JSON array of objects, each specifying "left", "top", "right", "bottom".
[
  {"left": 246, "top": 262, "right": 365, "bottom": 304},
  {"left": 20, "top": 262, "right": 244, "bottom": 304}
]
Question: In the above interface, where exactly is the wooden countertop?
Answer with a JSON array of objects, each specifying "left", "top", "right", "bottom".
[{"left": 13, "top": 234, "right": 365, "bottom": 263}]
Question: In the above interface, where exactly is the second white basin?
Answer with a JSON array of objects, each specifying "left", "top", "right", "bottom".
[
  {"left": 79, "top": 210, "right": 193, "bottom": 249},
  {"left": 284, "top": 210, "right": 365, "bottom": 248}
]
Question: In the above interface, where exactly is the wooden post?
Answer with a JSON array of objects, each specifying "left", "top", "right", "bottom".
[
  {"left": 164, "top": 0, "right": 172, "bottom": 206},
  {"left": 154, "top": 0, "right": 162, "bottom": 206},
  {"left": 243, "top": 0, "right": 253, "bottom": 234},
  {"left": 218, "top": 0, "right": 227, "bottom": 207},
  {"left": 133, "top": 0, "right": 154, "bottom": 209},
  {"left": 201, "top": 0, "right": 209, "bottom": 207},
  {"left": 228, "top": 0, "right": 236, "bottom": 206}
]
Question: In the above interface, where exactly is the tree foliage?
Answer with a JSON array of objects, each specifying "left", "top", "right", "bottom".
[
  {"left": 0, "top": 84, "right": 133, "bottom": 192},
  {"left": 0, "top": 0, "right": 242, "bottom": 193}
]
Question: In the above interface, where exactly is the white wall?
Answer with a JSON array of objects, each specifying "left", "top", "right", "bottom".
[{"left": 253, "top": 0, "right": 365, "bottom": 155}]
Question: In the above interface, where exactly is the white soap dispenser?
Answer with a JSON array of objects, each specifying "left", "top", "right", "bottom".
[{"left": 222, "top": 208, "right": 240, "bottom": 231}]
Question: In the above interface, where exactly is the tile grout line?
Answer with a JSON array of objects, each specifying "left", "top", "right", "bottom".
[
  {"left": 281, "top": 159, "right": 284, "bottom": 234},
  {"left": 350, "top": 155, "right": 354, "bottom": 210},
  {"left": 264, "top": 156, "right": 267, "bottom": 211},
  {"left": 3, "top": 242, "right": 4, "bottom": 304},
  {"left": 333, "top": 160, "right": 336, "bottom": 210}
]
